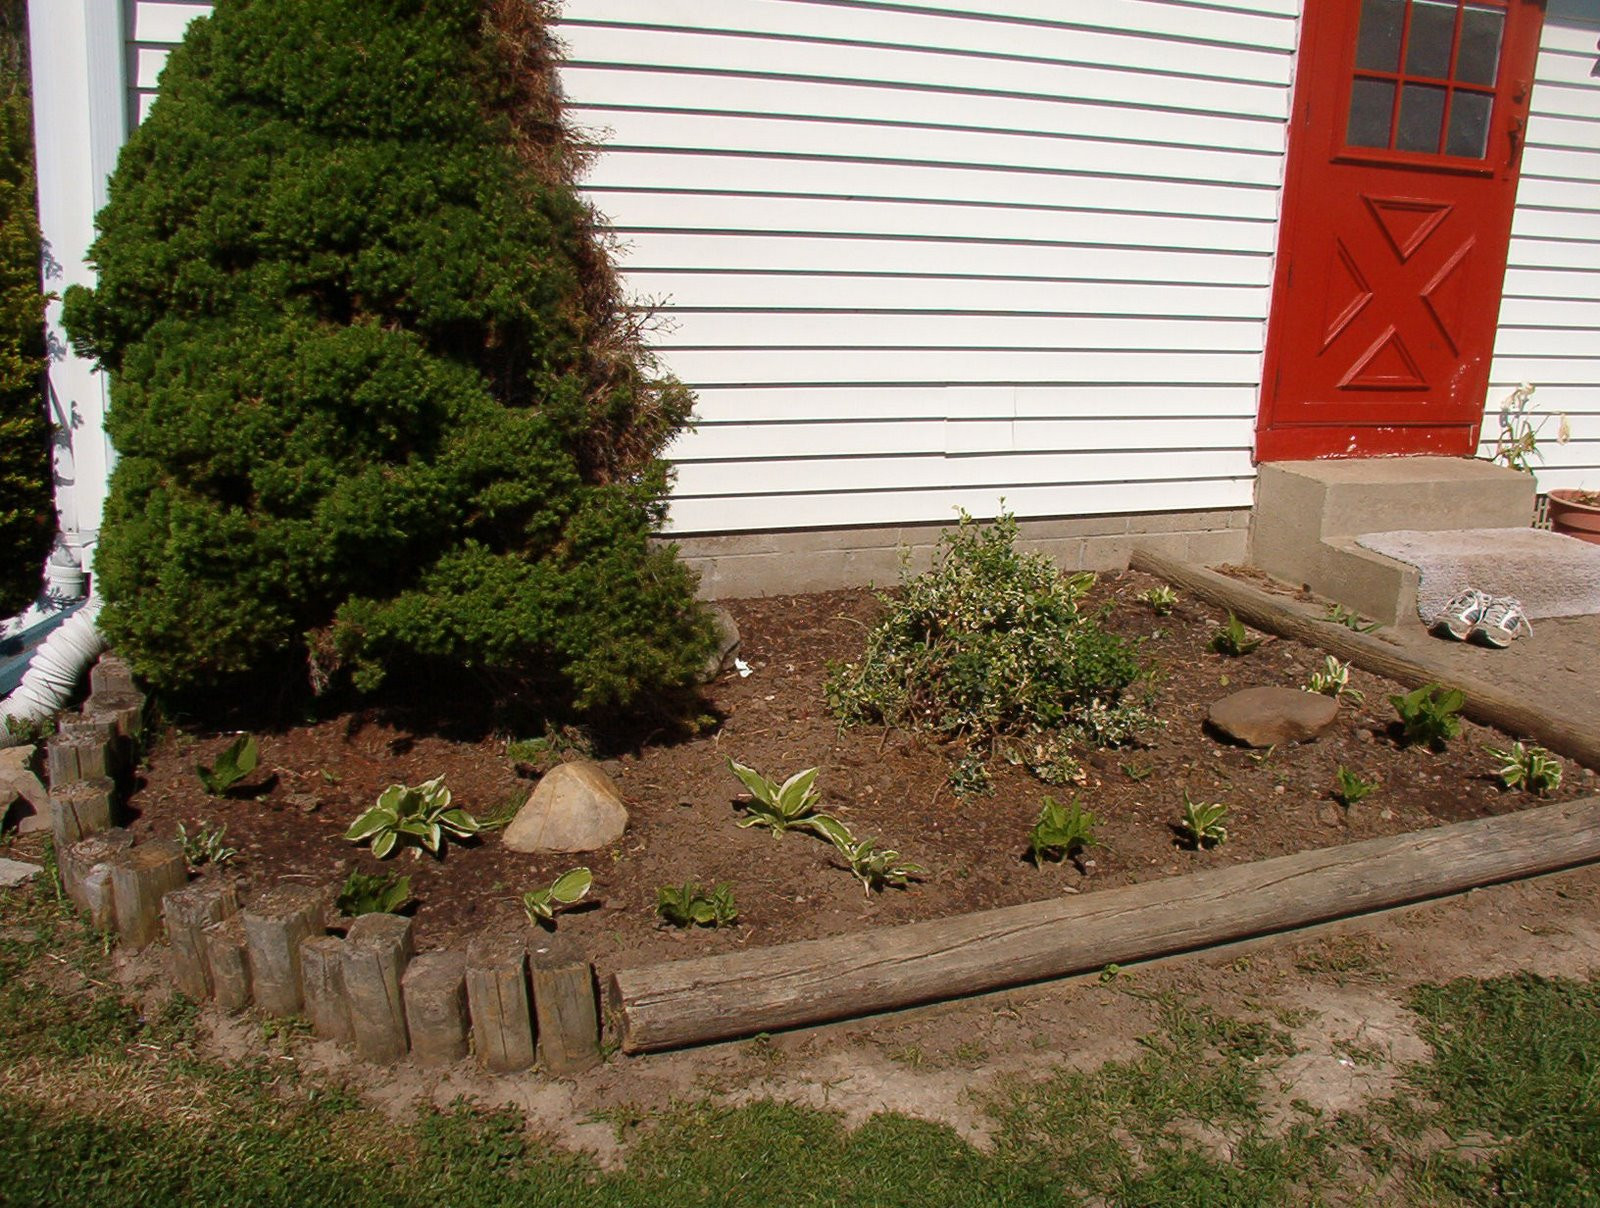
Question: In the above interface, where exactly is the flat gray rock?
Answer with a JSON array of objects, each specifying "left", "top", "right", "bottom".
[
  {"left": 0, "top": 858, "right": 42, "bottom": 889},
  {"left": 1208, "top": 687, "right": 1340, "bottom": 748},
  {"left": 503, "top": 760, "right": 629, "bottom": 854}
]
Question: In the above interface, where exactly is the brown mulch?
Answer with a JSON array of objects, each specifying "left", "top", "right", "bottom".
[{"left": 122, "top": 570, "right": 1598, "bottom": 981}]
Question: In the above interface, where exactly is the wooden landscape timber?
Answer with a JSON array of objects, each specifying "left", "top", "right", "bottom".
[
  {"left": 108, "top": 839, "right": 187, "bottom": 948},
  {"left": 1129, "top": 548, "right": 1600, "bottom": 769},
  {"left": 609, "top": 795, "right": 1600, "bottom": 1053},
  {"left": 164, "top": 880, "right": 239, "bottom": 1000}
]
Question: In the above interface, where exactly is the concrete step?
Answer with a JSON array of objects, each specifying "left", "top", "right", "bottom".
[{"left": 1249, "top": 458, "right": 1536, "bottom": 626}]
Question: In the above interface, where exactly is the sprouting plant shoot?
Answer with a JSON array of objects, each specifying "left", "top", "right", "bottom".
[
  {"left": 1028, "top": 796, "right": 1099, "bottom": 867},
  {"left": 1139, "top": 585, "right": 1178, "bottom": 616},
  {"left": 175, "top": 821, "right": 238, "bottom": 870},
  {"left": 1324, "top": 603, "right": 1380, "bottom": 633},
  {"left": 1209, "top": 612, "right": 1262, "bottom": 657},
  {"left": 1333, "top": 766, "right": 1376, "bottom": 807},
  {"left": 343, "top": 775, "right": 481, "bottom": 859},
  {"left": 336, "top": 870, "right": 413, "bottom": 917},
  {"left": 726, "top": 759, "right": 849, "bottom": 842},
  {"left": 1389, "top": 683, "right": 1465, "bottom": 751},
  {"left": 1306, "top": 656, "right": 1364, "bottom": 705},
  {"left": 1486, "top": 742, "right": 1563, "bottom": 795},
  {"left": 656, "top": 881, "right": 739, "bottom": 929},
  {"left": 1180, "top": 791, "right": 1229, "bottom": 850},
  {"left": 195, "top": 733, "right": 258, "bottom": 796},
  {"left": 833, "top": 833, "right": 926, "bottom": 897},
  {"left": 521, "top": 867, "right": 593, "bottom": 927}
]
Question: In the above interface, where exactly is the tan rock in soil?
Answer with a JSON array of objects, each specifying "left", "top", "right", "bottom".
[
  {"left": 503, "top": 760, "right": 628, "bottom": 854},
  {"left": 0, "top": 745, "right": 49, "bottom": 834},
  {"left": 1207, "top": 687, "right": 1340, "bottom": 748}
]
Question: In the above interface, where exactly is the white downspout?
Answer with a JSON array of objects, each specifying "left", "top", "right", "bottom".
[{"left": 2, "top": 0, "right": 128, "bottom": 730}]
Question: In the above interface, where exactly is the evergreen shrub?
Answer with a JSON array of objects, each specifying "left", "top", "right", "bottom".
[
  {"left": 825, "top": 512, "right": 1154, "bottom": 785},
  {"left": 62, "top": 0, "right": 713, "bottom": 708},
  {"left": 0, "top": 2, "right": 50, "bottom": 616}
]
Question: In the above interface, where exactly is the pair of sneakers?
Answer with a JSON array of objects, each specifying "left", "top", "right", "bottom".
[{"left": 1432, "top": 589, "right": 1532, "bottom": 648}]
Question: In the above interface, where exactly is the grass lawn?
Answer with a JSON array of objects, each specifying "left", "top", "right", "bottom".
[{"left": 3, "top": 852, "right": 1598, "bottom": 1206}]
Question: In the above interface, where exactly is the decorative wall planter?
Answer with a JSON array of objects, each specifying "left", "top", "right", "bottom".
[{"left": 1548, "top": 489, "right": 1600, "bottom": 545}]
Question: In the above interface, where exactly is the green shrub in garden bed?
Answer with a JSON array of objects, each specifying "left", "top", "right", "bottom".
[
  {"left": 61, "top": 0, "right": 713, "bottom": 712},
  {"left": 826, "top": 511, "right": 1154, "bottom": 785}
]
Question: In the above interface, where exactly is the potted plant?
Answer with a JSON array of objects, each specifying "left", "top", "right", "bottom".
[{"left": 1548, "top": 489, "right": 1600, "bottom": 545}]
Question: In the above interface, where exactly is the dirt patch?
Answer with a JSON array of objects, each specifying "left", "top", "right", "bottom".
[{"left": 120, "top": 569, "right": 1599, "bottom": 981}]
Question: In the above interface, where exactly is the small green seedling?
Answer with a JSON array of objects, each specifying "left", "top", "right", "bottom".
[
  {"left": 1180, "top": 791, "right": 1229, "bottom": 850},
  {"left": 1120, "top": 761, "right": 1154, "bottom": 782},
  {"left": 832, "top": 831, "right": 926, "bottom": 897},
  {"left": 336, "top": 870, "right": 413, "bottom": 917},
  {"left": 1028, "top": 796, "right": 1099, "bottom": 867},
  {"left": 727, "top": 759, "right": 849, "bottom": 842},
  {"left": 1324, "top": 603, "right": 1381, "bottom": 633},
  {"left": 521, "top": 867, "right": 594, "bottom": 926},
  {"left": 174, "top": 821, "right": 238, "bottom": 870},
  {"left": 1485, "top": 742, "right": 1563, "bottom": 795},
  {"left": 1306, "top": 656, "right": 1365, "bottom": 705},
  {"left": 656, "top": 881, "right": 739, "bottom": 928},
  {"left": 1389, "top": 683, "right": 1465, "bottom": 751},
  {"left": 1209, "top": 612, "right": 1262, "bottom": 657},
  {"left": 1139, "top": 585, "right": 1178, "bottom": 616},
  {"left": 1333, "top": 766, "right": 1376, "bottom": 807},
  {"left": 948, "top": 752, "right": 993, "bottom": 797},
  {"left": 196, "top": 733, "right": 258, "bottom": 796},
  {"left": 343, "top": 775, "right": 481, "bottom": 859}
]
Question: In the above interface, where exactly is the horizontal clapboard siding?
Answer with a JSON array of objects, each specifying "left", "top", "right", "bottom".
[
  {"left": 560, "top": 0, "right": 1294, "bottom": 532},
  {"left": 1482, "top": 15, "right": 1600, "bottom": 493}
]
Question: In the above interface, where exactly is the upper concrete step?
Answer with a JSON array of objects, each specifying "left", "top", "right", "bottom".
[{"left": 1250, "top": 458, "right": 1537, "bottom": 626}]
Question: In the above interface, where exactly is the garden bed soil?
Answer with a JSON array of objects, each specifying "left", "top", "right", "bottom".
[{"left": 121, "top": 570, "right": 1597, "bottom": 981}]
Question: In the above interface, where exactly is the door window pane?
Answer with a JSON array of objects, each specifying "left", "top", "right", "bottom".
[
  {"left": 1457, "top": 4, "right": 1505, "bottom": 85},
  {"left": 1446, "top": 89, "right": 1494, "bottom": 157},
  {"left": 1397, "top": 82, "right": 1447, "bottom": 152},
  {"left": 1356, "top": 0, "right": 1406, "bottom": 71},
  {"left": 1348, "top": 78, "right": 1396, "bottom": 148},
  {"left": 1406, "top": 0, "right": 1459, "bottom": 78}
]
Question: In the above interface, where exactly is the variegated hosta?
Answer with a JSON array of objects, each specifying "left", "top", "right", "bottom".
[
  {"left": 522, "top": 867, "right": 594, "bottom": 926},
  {"left": 343, "top": 775, "right": 481, "bottom": 859},
  {"left": 833, "top": 834, "right": 927, "bottom": 897},
  {"left": 726, "top": 759, "right": 850, "bottom": 842}
]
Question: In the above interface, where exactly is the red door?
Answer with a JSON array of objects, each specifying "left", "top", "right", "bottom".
[{"left": 1256, "top": 0, "right": 1546, "bottom": 462}]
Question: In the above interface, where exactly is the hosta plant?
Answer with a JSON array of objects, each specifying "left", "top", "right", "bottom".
[
  {"left": 1138, "top": 585, "right": 1178, "bottom": 616},
  {"left": 1180, "top": 792, "right": 1229, "bottom": 850},
  {"left": 195, "top": 733, "right": 259, "bottom": 796},
  {"left": 832, "top": 832, "right": 926, "bottom": 897},
  {"left": 1486, "top": 742, "right": 1563, "bottom": 795},
  {"left": 343, "top": 776, "right": 481, "bottom": 859},
  {"left": 726, "top": 759, "right": 849, "bottom": 842},
  {"left": 336, "top": 870, "right": 413, "bottom": 917},
  {"left": 521, "top": 867, "right": 593, "bottom": 927},
  {"left": 1333, "top": 766, "right": 1376, "bottom": 807},
  {"left": 175, "top": 821, "right": 238, "bottom": 870},
  {"left": 656, "top": 881, "right": 739, "bottom": 928},
  {"left": 1209, "top": 612, "right": 1262, "bottom": 657},
  {"left": 1306, "top": 656, "right": 1364, "bottom": 705},
  {"left": 1390, "top": 683, "right": 1465, "bottom": 751},
  {"left": 1028, "top": 796, "right": 1099, "bottom": 867}
]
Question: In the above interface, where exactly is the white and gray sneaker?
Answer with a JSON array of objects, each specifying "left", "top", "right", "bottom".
[
  {"left": 1431, "top": 589, "right": 1491, "bottom": 640},
  {"left": 1471, "top": 596, "right": 1532, "bottom": 648}
]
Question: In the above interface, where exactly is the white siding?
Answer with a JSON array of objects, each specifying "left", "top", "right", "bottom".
[
  {"left": 1482, "top": 12, "right": 1600, "bottom": 493},
  {"left": 559, "top": 0, "right": 1293, "bottom": 533}
]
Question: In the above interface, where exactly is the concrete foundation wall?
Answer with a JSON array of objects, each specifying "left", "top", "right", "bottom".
[{"left": 672, "top": 509, "right": 1251, "bottom": 599}]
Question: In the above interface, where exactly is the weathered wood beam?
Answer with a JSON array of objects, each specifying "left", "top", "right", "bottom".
[{"left": 610, "top": 795, "right": 1600, "bottom": 1053}]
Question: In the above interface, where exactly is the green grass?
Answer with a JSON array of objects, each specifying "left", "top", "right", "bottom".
[{"left": 5, "top": 867, "right": 1600, "bottom": 1206}]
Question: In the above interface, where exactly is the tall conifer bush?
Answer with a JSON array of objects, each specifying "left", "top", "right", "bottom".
[
  {"left": 0, "top": 0, "right": 50, "bottom": 616},
  {"left": 63, "top": 0, "right": 714, "bottom": 708}
]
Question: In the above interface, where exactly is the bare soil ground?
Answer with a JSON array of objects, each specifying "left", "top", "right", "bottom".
[{"left": 121, "top": 568, "right": 1598, "bottom": 983}]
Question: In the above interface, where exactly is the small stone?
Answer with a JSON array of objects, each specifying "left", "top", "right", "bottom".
[
  {"left": 0, "top": 858, "right": 42, "bottom": 889},
  {"left": 502, "top": 760, "right": 629, "bottom": 854},
  {"left": 286, "top": 793, "right": 321, "bottom": 814},
  {"left": 1207, "top": 687, "right": 1340, "bottom": 748},
  {"left": 695, "top": 605, "right": 742, "bottom": 683}
]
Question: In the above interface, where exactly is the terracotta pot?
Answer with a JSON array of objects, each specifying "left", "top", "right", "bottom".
[{"left": 1548, "top": 489, "right": 1600, "bottom": 545}]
